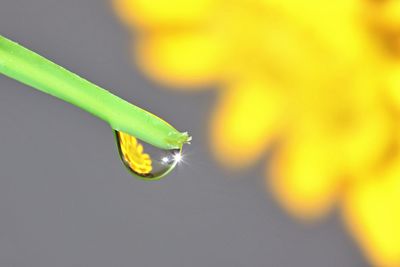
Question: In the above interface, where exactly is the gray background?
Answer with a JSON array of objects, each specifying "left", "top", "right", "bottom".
[{"left": 0, "top": 1, "right": 368, "bottom": 266}]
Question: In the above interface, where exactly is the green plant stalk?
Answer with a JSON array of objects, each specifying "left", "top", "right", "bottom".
[{"left": 0, "top": 35, "right": 189, "bottom": 150}]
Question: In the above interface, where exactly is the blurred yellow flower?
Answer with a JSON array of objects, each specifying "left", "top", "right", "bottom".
[{"left": 113, "top": 0, "right": 400, "bottom": 265}]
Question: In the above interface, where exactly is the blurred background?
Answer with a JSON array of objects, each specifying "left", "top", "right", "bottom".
[{"left": 2, "top": 0, "right": 399, "bottom": 266}]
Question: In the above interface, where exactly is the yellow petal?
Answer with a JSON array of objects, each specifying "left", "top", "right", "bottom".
[
  {"left": 268, "top": 128, "right": 341, "bottom": 219},
  {"left": 385, "top": 65, "right": 400, "bottom": 110},
  {"left": 267, "top": 132, "right": 341, "bottom": 219},
  {"left": 343, "top": 157, "right": 400, "bottom": 266},
  {"left": 369, "top": 0, "right": 400, "bottom": 32},
  {"left": 135, "top": 31, "right": 222, "bottom": 88},
  {"left": 113, "top": 0, "right": 213, "bottom": 28},
  {"left": 301, "top": 74, "right": 391, "bottom": 175},
  {"left": 328, "top": 103, "right": 391, "bottom": 174},
  {"left": 210, "top": 78, "right": 285, "bottom": 168}
]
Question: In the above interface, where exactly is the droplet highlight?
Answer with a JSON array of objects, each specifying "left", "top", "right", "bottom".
[{"left": 115, "top": 131, "right": 181, "bottom": 180}]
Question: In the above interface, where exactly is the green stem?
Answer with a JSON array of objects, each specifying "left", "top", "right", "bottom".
[{"left": 0, "top": 35, "right": 189, "bottom": 149}]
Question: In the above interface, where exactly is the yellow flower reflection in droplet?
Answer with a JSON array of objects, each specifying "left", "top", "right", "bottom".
[{"left": 113, "top": 0, "right": 400, "bottom": 265}]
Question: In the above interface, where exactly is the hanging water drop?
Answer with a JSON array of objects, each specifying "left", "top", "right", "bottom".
[{"left": 115, "top": 131, "right": 182, "bottom": 180}]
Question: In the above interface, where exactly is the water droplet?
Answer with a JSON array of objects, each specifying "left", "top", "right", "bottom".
[{"left": 115, "top": 131, "right": 182, "bottom": 180}]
